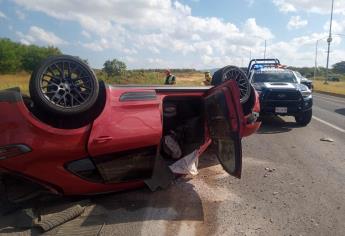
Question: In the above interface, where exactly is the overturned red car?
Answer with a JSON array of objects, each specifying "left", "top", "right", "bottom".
[{"left": 0, "top": 55, "right": 260, "bottom": 202}]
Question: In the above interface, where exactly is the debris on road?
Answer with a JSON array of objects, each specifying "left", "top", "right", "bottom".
[
  {"left": 265, "top": 167, "right": 276, "bottom": 172},
  {"left": 320, "top": 137, "right": 334, "bottom": 142},
  {"left": 263, "top": 167, "right": 276, "bottom": 177},
  {"left": 273, "top": 192, "right": 279, "bottom": 195},
  {"left": 169, "top": 150, "right": 199, "bottom": 175},
  {"left": 0, "top": 200, "right": 89, "bottom": 233},
  {"left": 34, "top": 203, "right": 86, "bottom": 232}
]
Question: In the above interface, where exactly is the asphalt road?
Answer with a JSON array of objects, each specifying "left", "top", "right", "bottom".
[
  {"left": 1, "top": 93, "right": 344, "bottom": 236},
  {"left": 312, "top": 93, "right": 345, "bottom": 132}
]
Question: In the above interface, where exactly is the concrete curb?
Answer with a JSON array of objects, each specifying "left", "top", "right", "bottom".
[{"left": 313, "top": 90, "right": 345, "bottom": 99}]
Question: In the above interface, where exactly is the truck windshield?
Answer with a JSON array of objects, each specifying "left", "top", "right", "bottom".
[{"left": 252, "top": 71, "right": 297, "bottom": 83}]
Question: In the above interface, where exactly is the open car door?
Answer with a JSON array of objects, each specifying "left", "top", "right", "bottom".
[{"left": 204, "top": 79, "right": 244, "bottom": 178}]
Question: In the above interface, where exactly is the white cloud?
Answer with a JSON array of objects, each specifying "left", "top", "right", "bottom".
[
  {"left": 291, "top": 33, "right": 328, "bottom": 45},
  {"left": 81, "top": 30, "right": 91, "bottom": 39},
  {"left": 272, "top": 0, "right": 296, "bottom": 13},
  {"left": 260, "top": 30, "right": 343, "bottom": 68},
  {"left": 287, "top": 16, "right": 308, "bottom": 29},
  {"left": 124, "top": 56, "right": 137, "bottom": 64},
  {"left": 15, "top": 9, "right": 26, "bottom": 20},
  {"left": 80, "top": 42, "right": 103, "bottom": 52},
  {"left": 0, "top": 10, "right": 7, "bottom": 19},
  {"left": 123, "top": 48, "right": 138, "bottom": 55},
  {"left": 245, "top": 0, "right": 255, "bottom": 7},
  {"left": 12, "top": 0, "right": 275, "bottom": 68},
  {"left": 324, "top": 19, "right": 345, "bottom": 34},
  {"left": 148, "top": 46, "right": 160, "bottom": 54},
  {"left": 174, "top": 1, "right": 191, "bottom": 15},
  {"left": 272, "top": 0, "right": 345, "bottom": 15},
  {"left": 17, "top": 26, "right": 67, "bottom": 45},
  {"left": 81, "top": 38, "right": 111, "bottom": 51},
  {"left": 243, "top": 18, "right": 274, "bottom": 39}
]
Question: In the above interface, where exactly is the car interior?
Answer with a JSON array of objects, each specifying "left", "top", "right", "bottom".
[{"left": 161, "top": 96, "right": 205, "bottom": 162}]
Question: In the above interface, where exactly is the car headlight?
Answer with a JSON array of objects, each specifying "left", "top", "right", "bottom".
[
  {"left": 301, "top": 90, "right": 312, "bottom": 98},
  {"left": 299, "top": 84, "right": 312, "bottom": 99}
]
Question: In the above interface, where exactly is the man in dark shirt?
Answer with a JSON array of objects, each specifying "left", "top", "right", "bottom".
[{"left": 164, "top": 70, "right": 176, "bottom": 85}]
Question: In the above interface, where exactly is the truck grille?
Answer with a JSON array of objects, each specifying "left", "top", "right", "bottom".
[{"left": 266, "top": 91, "right": 301, "bottom": 101}]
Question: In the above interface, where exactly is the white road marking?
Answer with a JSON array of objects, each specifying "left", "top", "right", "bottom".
[
  {"left": 312, "top": 116, "right": 345, "bottom": 133},
  {"left": 313, "top": 94, "right": 345, "bottom": 104}
]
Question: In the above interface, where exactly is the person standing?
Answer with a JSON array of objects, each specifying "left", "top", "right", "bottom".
[
  {"left": 202, "top": 71, "right": 212, "bottom": 85},
  {"left": 164, "top": 70, "right": 176, "bottom": 85}
]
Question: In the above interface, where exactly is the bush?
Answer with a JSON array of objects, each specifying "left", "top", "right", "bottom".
[
  {"left": 0, "top": 38, "right": 61, "bottom": 74},
  {"left": 103, "top": 59, "right": 127, "bottom": 77}
]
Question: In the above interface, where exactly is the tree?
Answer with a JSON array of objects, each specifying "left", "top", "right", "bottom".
[
  {"left": 103, "top": 59, "right": 127, "bottom": 76},
  {"left": 0, "top": 38, "right": 62, "bottom": 73},
  {"left": 0, "top": 38, "right": 22, "bottom": 73},
  {"left": 21, "top": 45, "right": 61, "bottom": 72},
  {"left": 332, "top": 61, "right": 345, "bottom": 74}
]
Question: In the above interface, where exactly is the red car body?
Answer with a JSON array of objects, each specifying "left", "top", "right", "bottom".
[{"left": 0, "top": 80, "right": 260, "bottom": 198}]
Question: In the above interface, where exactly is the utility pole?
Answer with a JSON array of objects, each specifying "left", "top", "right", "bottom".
[
  {"left": 314, "top": 40, "right": 318, "bottom": 80},
  {"left": 314, "top": 39, "right": 319, "bottom": 81},
  {"left": 325, "top": 0, "right": 335, "bottom": 84},
  {"left": 264, "top": 40, "right": 267, "bottom": 59}
]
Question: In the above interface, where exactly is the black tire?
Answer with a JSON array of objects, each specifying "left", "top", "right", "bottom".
[
  {"left": 295, "top": 109, "right": 312, "bottom": 126},
  {"left": 29, "top": 55, "right": 99, "bottom": 116},
  {"left": 211, "top": 66, "right": 251, "bottom": 103}
]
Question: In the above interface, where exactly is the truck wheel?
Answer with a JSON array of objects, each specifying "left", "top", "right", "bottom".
[
  {"left": 295, "top": 110, "right": 312, "bottom": 126},
  {"left": 211, "top": 66, "right": 251, "bottom": 103},
  {"left": 29, "top": 55, "right": 99, "bottom": 116}
]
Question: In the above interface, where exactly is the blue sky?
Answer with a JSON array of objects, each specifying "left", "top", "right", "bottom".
[{"left": 0, "top": 0, "right": 344, "bottom": 69}]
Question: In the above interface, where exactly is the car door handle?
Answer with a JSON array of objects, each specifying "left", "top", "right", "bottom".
[{"left": 94, "top": 136, "right": 113, "bottom": 143}]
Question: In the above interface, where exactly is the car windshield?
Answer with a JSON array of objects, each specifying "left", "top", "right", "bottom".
[
  {"left": 294, "top": 71, "right": 301, "bottom": 78},
  {"left": 252, "top": 71, "right": 297, "bottom": 83}
]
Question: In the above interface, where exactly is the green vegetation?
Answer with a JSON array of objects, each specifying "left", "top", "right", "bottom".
[
  {"left": 0, "top": 73, "right": 30, "bottom": 94},
  {"left": 103, "top": 59, "right": 127, "bottom": 76},
  {"left": 288, "top": 66, "right": 345, "bottom": 81},
  {"left": 332, "top": 61, "right": 345, "bottom": 74},
  {"left": 0, "top": 71, "right": 205, "bottom": 95},
  {"left": 1, "top": 38, "right": 344, "bottom": 96},
  {"left": 313, "top": 80, "right": 345, "bottom": 96},
  {"left": 96, "top": 70, "right": 203, "bottom": 86},
  {"left": 0, "top": 38, "right": 61, "bottom": 74}
]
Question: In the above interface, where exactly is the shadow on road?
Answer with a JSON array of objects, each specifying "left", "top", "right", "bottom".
[
  {"left": 257, "top": 115, "right": 302, "bottom": 134},
  {"left": 0, "top": 177, "right": 207, "bottom": 235},
  {"left": 89, "top": 181, "right": 204, "bottom": 221},
  {"left": 335, "top": 108, "right": 345, "bottom": 116}
]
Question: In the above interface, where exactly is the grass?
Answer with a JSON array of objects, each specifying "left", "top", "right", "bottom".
[
  {"left": 98, "top": 71, "right": 204, "bottom": 86},
  {"left": 2, "top": 72, "right": 345, "bottom": 96},
  {"left": 0, "top": 71, "right": 205, "bottom": 95},
  {"left": 0, "top": 73, "right": 30, "bottom": 95},
  {"left": 313, "top": 80, "right": 345, "bottom": 96}
]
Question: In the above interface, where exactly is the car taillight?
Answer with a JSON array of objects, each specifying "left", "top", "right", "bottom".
[{"left": 0, "top": 144, "right": 31, "bottom": 160}]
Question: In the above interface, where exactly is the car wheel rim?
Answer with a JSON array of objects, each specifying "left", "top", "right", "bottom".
[
  {"left": 39, "top": 59, "right": 93, "bottom": 109},
  {"left": 223, "top": 68, "right": 250, "bottom": 103}
]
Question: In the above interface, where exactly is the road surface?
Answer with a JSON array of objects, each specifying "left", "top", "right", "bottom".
[{"left": 1, "top": 93, "right": 344, "bottom": 236}]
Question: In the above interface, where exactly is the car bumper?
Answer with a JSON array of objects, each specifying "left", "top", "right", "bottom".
[{"left": 260, "top": 97, "right": 313, "bottom": 116}]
